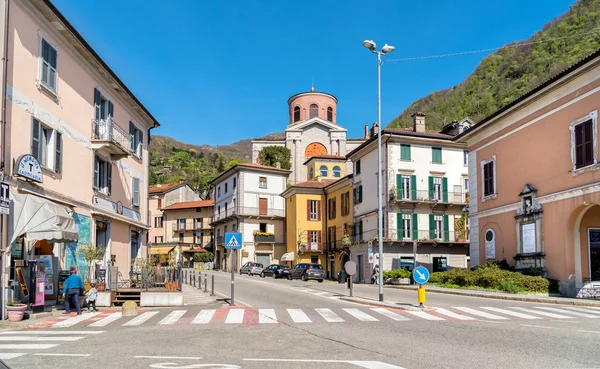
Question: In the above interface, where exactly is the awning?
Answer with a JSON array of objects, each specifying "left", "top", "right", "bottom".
[
  {"left": 8, "top": 193, "right": 78, "bottom": 253},
  {"left": 281, "top": 252, "right": 294, "bottom": 261},
  {"left": 149, "top": 246, "right": 175, "bottom": 254},
  {"left": 182, "top": 248, "right": 205, "bottom": 253}
]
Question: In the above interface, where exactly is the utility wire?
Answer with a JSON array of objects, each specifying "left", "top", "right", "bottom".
[{"left": 385, "top": 29, "right": 600, "bottom": 62}]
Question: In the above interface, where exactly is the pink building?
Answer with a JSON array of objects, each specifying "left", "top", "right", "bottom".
[{"left": 0, "top": 0, "right": 159, "bottom": 302}]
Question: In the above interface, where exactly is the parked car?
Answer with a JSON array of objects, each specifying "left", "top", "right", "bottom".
[
  {"left": 288, "top": 263, "right": 325, "bottom": 282},
  {"left": 261, "top": 264, "right": 290, "bottom": 279},
  {"left": 240, "top": 262, "right": 264, "bottom": 276}
]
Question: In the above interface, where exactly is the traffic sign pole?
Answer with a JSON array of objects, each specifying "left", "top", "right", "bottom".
[
  {"left": 418, "top": 284, "right": 426, "bottom": 307},
  {"left": 231, "top": 249, "right": 235, "bottom": 306},
  {"left": 225, "top": 232, "right": 242, "bottom": 307}
]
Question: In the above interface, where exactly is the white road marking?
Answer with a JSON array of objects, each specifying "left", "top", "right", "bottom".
[
  {"left": 89, "top": 312, "right": 122, "bottom": 327},
  {"left": 406, "top": 310, "right": 445, "bottom": 321},
  {"left": 0, "top": 353, "right": 27, "bottom": 359},
  {"left": 0, "top": 336, "right": 84, "bottom": 342},
  {"left": 343, "top": 308, "right": 379, "bottom": 322},
  {"left": 511, "top": 307, "right": 572, "bottom": 319},
  {"left": 520, "top": 324, "right": 553, "bottom": 329},
  {"left": 287, "top": 309, "right": 312, "bottom": 323},
  {"left": 481, "top": 307, "right": 542, "bottom": 320},
  {"left": 135, "top": 356, "right": 202, "bottom": 360},
  {"left": 225, "top": 309, "right": 245, "bottom": 324},
  {"left": 534, "top": 306, "right": 600, "bottom": 318},
  {"left": 243, "top": 359, "right": 406, "bottom": 369},
  {"left": 370, "top": 308, "right": 411, "bottom": 321},
  {"left": 123, "top": 311, "right": 159, "bottom": 326},
  {"left": 561, "top": 306, "right": 600, "bottom": 315},
  {"left": 0, "top": 330, "right": 104, "bottom": 335},
  {"left": 258, "top": 309, "right": 278, "bottom": 324},
  {"left": 52, "top": 312, "right": 100, "bottom": 328},
  {"left": 158, "top": 310, "right": 186, "bottom": 325},
  {"left": 578, "top": 330, "right": 600, "bottom": 334},
  {"left": 33, "top": 353, "right": 92, "bottom": 357},
  {"left": 315, "top": 308, "right": 345, "bottom": 322},
  {"left": 434, "top": 307, "right": 477, "bottom": 321},
  {"left": 192, "top": 310, "right": 216, "bottom": 324},
  {"left": 0, "top": 344, "right": 58, "bottom": 349},
  {"left": 453, "top": 307, "right": 508, "bottom": 320},
  {"left": 348, "top": 361, "right": 408, "bottom": 369},
  {"left": 314, "top": 292, "right": 329, "bottom": 296}
]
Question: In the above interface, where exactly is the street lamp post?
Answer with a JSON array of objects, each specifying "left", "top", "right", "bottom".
[{"left": 362, "top": 40, "right": 395, "bottom": 302}]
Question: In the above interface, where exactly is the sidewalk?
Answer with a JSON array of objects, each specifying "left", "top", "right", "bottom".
[{"left": 181, "top": 281, "right": 221, "bottom": 306}]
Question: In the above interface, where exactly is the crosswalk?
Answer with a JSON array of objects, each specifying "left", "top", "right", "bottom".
[
  {"left": 0, "top": 330, "right": 103, "bottom": 360},
  {"left": 32, "top": 305, "right": 600, "bottom": 329}
]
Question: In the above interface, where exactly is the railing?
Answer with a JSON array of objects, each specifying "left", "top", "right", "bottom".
[
  {"left": 350, "top": 228, "right": 469, "bottom": 244},
  {"left": 172, "top": 220, "right": 210, "bottom": 232},
  {"left": 91, "top": 117, "right": 132, "bottom": 152},
  {"left": 254, "top": 234, "right": 275, "bottom": 243},
  {"left": 109, "top": 266, "right": 181, "bottom": 291},
  {"left": 212, "top": 206, "right": 285, "bottom": 222},
  {"left": 216, "top": 236, "right": 224, "bottom": 245},
  {"left": 394, "top": 189, "right": 467, "bottom": 205},
  {"left": 299, "top": 242, "right": 324, "bottom": 252}
]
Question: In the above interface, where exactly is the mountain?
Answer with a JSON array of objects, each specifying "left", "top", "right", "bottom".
[{"left": 388, "top": 0, "right": 600, "bottom": 130}]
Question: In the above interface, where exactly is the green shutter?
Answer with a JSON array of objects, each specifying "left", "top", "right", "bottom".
[
  {"left": 401, "top": 144, "right": 411, "bottom": 161},
  {"left": 412, "top": 213, "right": 418, "bottom": 240},
  {"left": 438, "top": 147, "right": 442, "bottom": 163},
  {"left": 397, "top": 213, "right": 403, "bottom": 241},
  {"left": 432, "top": 147, "right": 442, "bottom": 163},
  {"left": 442, "top": 177, "right": 448, "bottom": 203},
  {"left": 428, "top": 176, "right": 434, "bottom": 199},
  {"left": 396, "top": 174, "right": 402, "bottom": 199},
  {"left": 429, "top": 214, "right": 435, "bottom": 240},
  {"left": 411, "top": 175, "right": 417, "bottom": 200},
  {"left": 431, "top": 148, "right": 436, "bottom": 163},
  {"left": 443, "top": 215, "right": 450, "bottom": 242}
]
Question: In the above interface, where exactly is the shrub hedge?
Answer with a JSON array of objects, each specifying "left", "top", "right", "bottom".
[{"left": 383, "top": 269, "right": 412, "bottom": 279}]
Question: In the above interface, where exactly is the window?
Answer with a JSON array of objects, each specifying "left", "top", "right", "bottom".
[
  {"left": 158, "top": 198, "right": 162, "bottom": 209},
  {"left": 401, "top": 144, "right": 411, "bottom": 161},
  {"left": 178, "top": 219, "right": 185, "bottom": 230},
  {"left": 132, "top": 177, "right": 140, "bottom": 207},
  {"left": 93, "top": 88, "right": 114, "bottom": 122},
  {"left": 328, "top": 226, "right": 336, "bottom": 249},
  {"left": 309, "top": 104, "right": 318, "bottom": 119},
  {"left": 332, "top": 166, "right": 341, "bottom": 178},
  {"left": 353, "top": 220, "right": 363, "bottom": 241},
  {"left": 93, "top": 154, "right": 112, "bottom": 195},
  {"left": 308, "top": 200, "right": 320, "bottom": 221},
  {"left": 574, "top": 118, "right": 595, "bottom": 169},
  {"left": 195, "top": 218, "right": 202, "bottom": 228},
  {"left": 432, "top": 147, "right": 442, "bottom": 163},
  {"left": 293, "top": 106, "right": 301, "bottom": 122},
  {"left": 434, "top": 215, "right": 443, "bottom": 240},
  {"left": 327, "top": 107, "right": 333, "bottom": 122},
  {"left": 40, "top": 38, "right": 57, "bottom": 91},
  {"left": 482, "top": 158, "right": 496, "bottom": 197},
  {"left": 463, "top": 150, "right": 468, "bottom": 166},
  {"left": 319, "top": 165, "right": 328, "bottom": 177},
  {"left": 429, "top": 214, "right": 449, "bottom": 241},
  {"left": 328, "top": 197, "right": 336, "bottom": 220},
  {"left": 259, "top": 176, "right": 267, "bottom": 189},
  {"left": 225, "top": 183, "right": 228, "bottom": 193},
  {"left": 463, "top": 177, "right": 469, "bottom": 194},
  {"left": 311, "top": 256, "right": 319, "bottom": 264},
  {"left": 217, "top": 186, "right": 221, "bottom": 198},
  {"left": 308, "top": 231, "right": 320, "bottom": 250},
  {"left": 217, "top": 205, "right": 221, "bottom": 215},
  {"left": 309, "top": 167, "right": 314, "bottom": 179},
  {"left": 179, "top": 233, "right": 184, "bottom": 243},
  {"left": 341, "top": 192, "right": 350, "bottom": 216},
  {"left": 432, "top": 177, "right": 442, "bottom": 201},
  {"left": 155, "top": 236, "right": 163, "bottom": 243},
  {"left": 154, "top": 216, "right": 163, "bottom": 228},
  {"left": 194, "top": 233, "right": 201, "bottom": 244},
  {"left": 233, "top": 177, "right": 237, "bottom": 189},
  {"left": 397, "top": 213, "right": 411, "bottom": 240},
  {"left": 129, "top": 122, "right": 143, "bottom": 158},
  {"left": 353, "top": 185, "right": 363, "bottom": 204},
  {"left": 355, "top": 160, "right": 361, "bottom": 174},
  {"left": 259, "top": 223, "right": 267, "bottom": 232},
  {"left": 399, "top": 175, "right": 411, "bottom": 200},
  {"left": 31, "top": 118, "right": 62, "bottom": 172}
]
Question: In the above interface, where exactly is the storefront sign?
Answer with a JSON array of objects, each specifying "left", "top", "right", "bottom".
[
  {"left": 15, "top": 154, "right": 43, "bottom": 183},
  {"left": 93, "top": 196, "right": 141, "bottom": 222},
  {"left": 0, "top": 182, "right": 9, "bottom": 215},
  {"left": 34, "top": 270, "right": 45, "bottom": 306},
  {"left": 522, "top": 223, "right": 536, "bottom": 254}
]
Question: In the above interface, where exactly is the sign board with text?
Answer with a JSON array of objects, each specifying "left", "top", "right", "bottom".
[
  {"left": 0, "top": 182, "right": 9, "bottom": 215},
  {"left": 15, "top": 154, "right": 43, "bottom": 183}
]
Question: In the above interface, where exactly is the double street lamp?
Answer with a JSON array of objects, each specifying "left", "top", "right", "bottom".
[{"left": 362, "top": 40, "right": 395, "bottom": 302}]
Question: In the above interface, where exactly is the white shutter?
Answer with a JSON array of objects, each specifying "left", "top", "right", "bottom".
[{"left": 132, "top": 177, "right": 140, "bottom": 207}]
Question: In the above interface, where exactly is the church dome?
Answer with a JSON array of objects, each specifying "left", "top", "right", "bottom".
[{"left": 287, "top": 89, "right": 338, "bottom": 125}]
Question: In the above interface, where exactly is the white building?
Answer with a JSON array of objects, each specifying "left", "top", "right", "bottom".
[
  {"left": 346, "top": 114, "right": 472, "bottom": 283},
  {"left": 211, "top": 163, "right": 290, "bottom": 271}
]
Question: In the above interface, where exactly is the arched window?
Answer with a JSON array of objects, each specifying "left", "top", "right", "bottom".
[
  {"left": 310, "top": 104, "right": 318, "bottom": 119},
  {"left": 320, "top": 165, "right": 328, "bottom": 177},
  {"left": 293, "top": 106, "right": 301, "bottom": 122},
  {"left": 327, "top": 107, "right": 333, "bottom": 122},
  {"left": 309, "top": 167, "right": 314, "bottom": 179},
  {"left": 332, "top": 166, "right": 341, "bottom": 177}
]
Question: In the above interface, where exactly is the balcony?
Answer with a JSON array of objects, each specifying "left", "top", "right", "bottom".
[
  {"left": 365, "top": 229, "right": 469, "bottom": 244},
  {"left": 216, "top": 236, "right": 225, "bottom": 245},
  {"left": 298, "top": 241, "right": 324, "bottom": 253},
  {"left": 91, "top": 118, "right": 132, "bottom": 159},
  {"left": 254, "top": 233, "right": 275, "bottom": 243},
  {"left": 172, "top": 220, "right": 210, "bottom": 232},
  {"left": 393, "top": 189, "right": 467, "bottom": 208},
  {"left": 211, "top": 206, "right": 285, "bottom": 224}
]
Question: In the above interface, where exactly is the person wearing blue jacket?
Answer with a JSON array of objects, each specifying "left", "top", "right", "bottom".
[{"left": 62, "top": 267, "right": 85, "bottom": 315}]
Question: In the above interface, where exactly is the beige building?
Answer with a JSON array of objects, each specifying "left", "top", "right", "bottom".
[{"left": 455, "top": 49, "right": 600, "bottom": 296}]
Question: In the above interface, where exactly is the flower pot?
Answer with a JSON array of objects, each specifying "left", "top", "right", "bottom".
[
  {"left": 97, "top": 284, "right": 106, "bottom": 292},
  {"left": 388, "top": 278, "right": 411, "bottom": 285},
  {"left": 6, "top": 304, "right": 27, "bottom": 322}
]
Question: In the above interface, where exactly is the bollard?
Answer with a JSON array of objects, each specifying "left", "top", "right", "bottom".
[
  {"left": 198, "top": 273, "right": 202, "bottom": 289},
  {"left": 418, "top": 285, "right": 426, "bottom": 307},
  {"left": 204, "top": 274, "right": 207, "bottom": 293},
  {"left": 211, "top": 275, "right": 215, "bottom": 296},
  {"left": 122, "top": 301, "right": 138, "bottom": 317},
  {"left": 193, "top": 271, "right": 196, "bottom": 287},
  {"left": 185, "top": 270, "right": 188, "bottom": 284}
]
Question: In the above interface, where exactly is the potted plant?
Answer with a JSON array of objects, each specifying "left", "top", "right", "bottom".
[
  {"left": 455, "top": 213, "right": 468, "bottom": 242},
  {"left": 383, "top": 269, "right": 412, "bottom": 285},
  {"left": 80, "top": 243, "right": 106, "bottom": 285},
  {"left": 6, "top": 300, "right": 27, "bottom": 322}
]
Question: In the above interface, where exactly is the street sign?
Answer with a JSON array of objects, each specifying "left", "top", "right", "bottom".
[
  {"left": 368, "top": 248, "right": 373, "bottom": 264},
  {"left": 225, "top": 232, "right": 242, "bottom": 249},
  {"left": 344, "top": 261, "right": 357, "bottom": 276},
  {"left": 413, "top": 266, "right": 430, "bottom": 284},
  {"left": 0, "top": 182, "right": 9, "bottom": 215}
]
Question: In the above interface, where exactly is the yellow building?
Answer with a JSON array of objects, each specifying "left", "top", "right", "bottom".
[{"left": 281, "top": 159, "right": 353, "bottom": 280}]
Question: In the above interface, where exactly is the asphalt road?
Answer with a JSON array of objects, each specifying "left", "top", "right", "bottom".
[{"left": 1, "top": 271, "right": 599, "bottom": 369}]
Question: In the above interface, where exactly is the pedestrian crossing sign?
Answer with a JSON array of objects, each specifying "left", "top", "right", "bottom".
[{"left": 225, "top": 232, "right": 242, "bottom": 249}]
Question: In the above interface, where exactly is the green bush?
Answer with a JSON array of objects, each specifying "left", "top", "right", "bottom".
[
  {"left": 500, "top": 280, "right": 521, "bottom": 293},
  {"left": 428, "top": 272, "right": 445, "bottom": 284},
  {"left": 383, "top": 269, "right": 411, "bottom": 279},
  {"left": 427, "top": 267, "right": 550, "bottom": 293},
  {"left": 193, "top": 252, "right": 214, "bottom": 263}
]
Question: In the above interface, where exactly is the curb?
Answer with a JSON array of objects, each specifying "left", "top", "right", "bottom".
[
  {"left": 339, "top": 296, "right": 432, "bottom": 311},
  {"left": 384, "top": 285, "right": 600, "bottom": 307}
]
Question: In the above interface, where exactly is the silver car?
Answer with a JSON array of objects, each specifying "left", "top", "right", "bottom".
[{"left": 239, "top": 262, "right": 264, "bottom": 276}]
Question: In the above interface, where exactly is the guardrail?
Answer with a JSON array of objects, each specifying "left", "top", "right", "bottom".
[
  {"left": 394, "top": 189, "right": 467, "bottom": 204},
  {"left": 91, "top": 117, "right": 132, "bottom": 152}
]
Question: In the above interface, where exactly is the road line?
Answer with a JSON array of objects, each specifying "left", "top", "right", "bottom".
[
  {"left": 481, "top": 307, "right": 542, "bottom": 320},
  {"left": 534, "top": 306, "right": 600, "bottom": 318},
  {"left": 560, "top": 306, "right": 600, "bottom": 315},
  {"left": 406, "top": 310, "right": 445, "bottom": 321},
  {"left": 258, "top": 309, "right": 278, "bottom": 324},
  {"left": 123, "top": 311, "right": 159, "bottom": 326},
  {"left": 342, "top": 308, "right": 379, "bottom": 322},
  {"left": 192, "top": 310, "right": 216, "bottom": 324},
  {"left": 0, "top": 353, "right": 27, "bottom": 359},
  {"left": 158, "top": 310, "right": 187, "bottom": 325},
  {"left": 33, "top": 353, "right": 92, "bottom": 357},
  {"left": 511, "top": 307, "right": 572, "bottom": 319},
  {"left": 89, "top": 312, "right": 122, "bottom": 327},
  {"left": 0, "top": 344, "right": 58, "bottom": 349},
  {"left": 287, "top": 309, "right": 312, "bottom": 323},
  {"left": 315, "top": 308, "right": 345, "bottom": 322},
  {"left": 243, "top": 359, "right": 406, "bottom": 369},
  {"left": 0, "top": 330, "right": 105, "bottom": 335},
  {"left": 369, "top": 308, "right": 411, "bottom": 321},
  {"left": 314, "top": 292, "right": 329, "bottom": 296},
  {"left": 520, "top": 324, "right": 553, "bottom": 329},
  {"left": 453, "top": 307, "right": 508, "bottom": 320},
  {"left": 135, "top": 356, "right": 202, "bottom": 360},
  {"left": 225, "top": 309, "right": 245, "bottom": 324},
  {"left": 0, "top": 336, "right": 84, "bottom": 342},
  {"left": 348, "top": 361, "right": 408, "bottom": 369},
  {"left": 434, "top": 307, "right": 477, "bottom": 320},
  {"left": 578, "top": 330, "right": 600, "bottom": 334},
  {"left": 52, "top": 312, "right": 100, "bottom": 328}
]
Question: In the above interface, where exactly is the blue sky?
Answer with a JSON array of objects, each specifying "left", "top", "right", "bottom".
[{"left": 53, "top": 0, "right": 573, "bottom": 146}]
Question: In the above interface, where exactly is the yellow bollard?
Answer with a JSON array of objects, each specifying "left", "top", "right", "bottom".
[
  {"left": 122, "top": 301, "right": 138, "bottom": 317},
  {"left": 417, "top": 287, "right": 426, "bottom": 306}
]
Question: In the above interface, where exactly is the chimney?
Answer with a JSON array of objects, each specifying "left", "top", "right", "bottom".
[
  {"left": 179, "top": 179, "right": 185, "bottom": 184},
  {"left": 370, "top": 122, "right": 379, "bottom": 137},
  {"left": 412, "top": 112, "right": 426, "bottom": 133},
  {"left": 275, "top": 162, "right": 281, "bottom": 169},
  {"left": 364, "top": 125, "right": 370, "bottom": 139}
]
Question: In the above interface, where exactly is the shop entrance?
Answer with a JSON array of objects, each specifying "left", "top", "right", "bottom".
[{"left": 589, "top": 229, "right": 600, "bottom": 281}]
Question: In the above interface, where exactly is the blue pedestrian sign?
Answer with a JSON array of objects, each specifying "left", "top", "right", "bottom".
[
  {"left": 225, "top": 232, "right": 242, "bottom": 249},
  {"left": 413, "top": 266, "right": 430, "bottom": 284}
]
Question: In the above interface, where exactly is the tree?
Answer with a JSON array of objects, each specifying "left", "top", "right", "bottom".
[
  {"left": 149, "top": 169, "right": 159, "bottom": 185},
  {"left": 258, "top": 146, "right": 292, "bottom": 169},
  {"left": 193, "top": 252, "right": 214, "bottom": 263}
]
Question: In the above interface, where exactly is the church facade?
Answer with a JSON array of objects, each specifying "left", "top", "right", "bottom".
[{"left": 251, "top": 89, "right": 366, "bottom": 184}]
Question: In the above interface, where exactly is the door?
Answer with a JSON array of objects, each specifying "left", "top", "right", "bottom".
[
  {"left": 589, "top": 229, "right": 600, "bottom": 280},
  {"left": 357, "top": 255, "right": 363, "bottom": 283},
  {"left": 259, "top": 198, "right": 268, "bottom": 216},
  {"left": 256, "top": 254, "right": 270, "bottom": 267},
  {"left": 330, "top": 260, "right": 335, "bottom": 280}
]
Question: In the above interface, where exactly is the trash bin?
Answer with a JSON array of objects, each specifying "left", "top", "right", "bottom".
[{"left": 338, "top": 269, "right": 346, "bottom": 284}]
